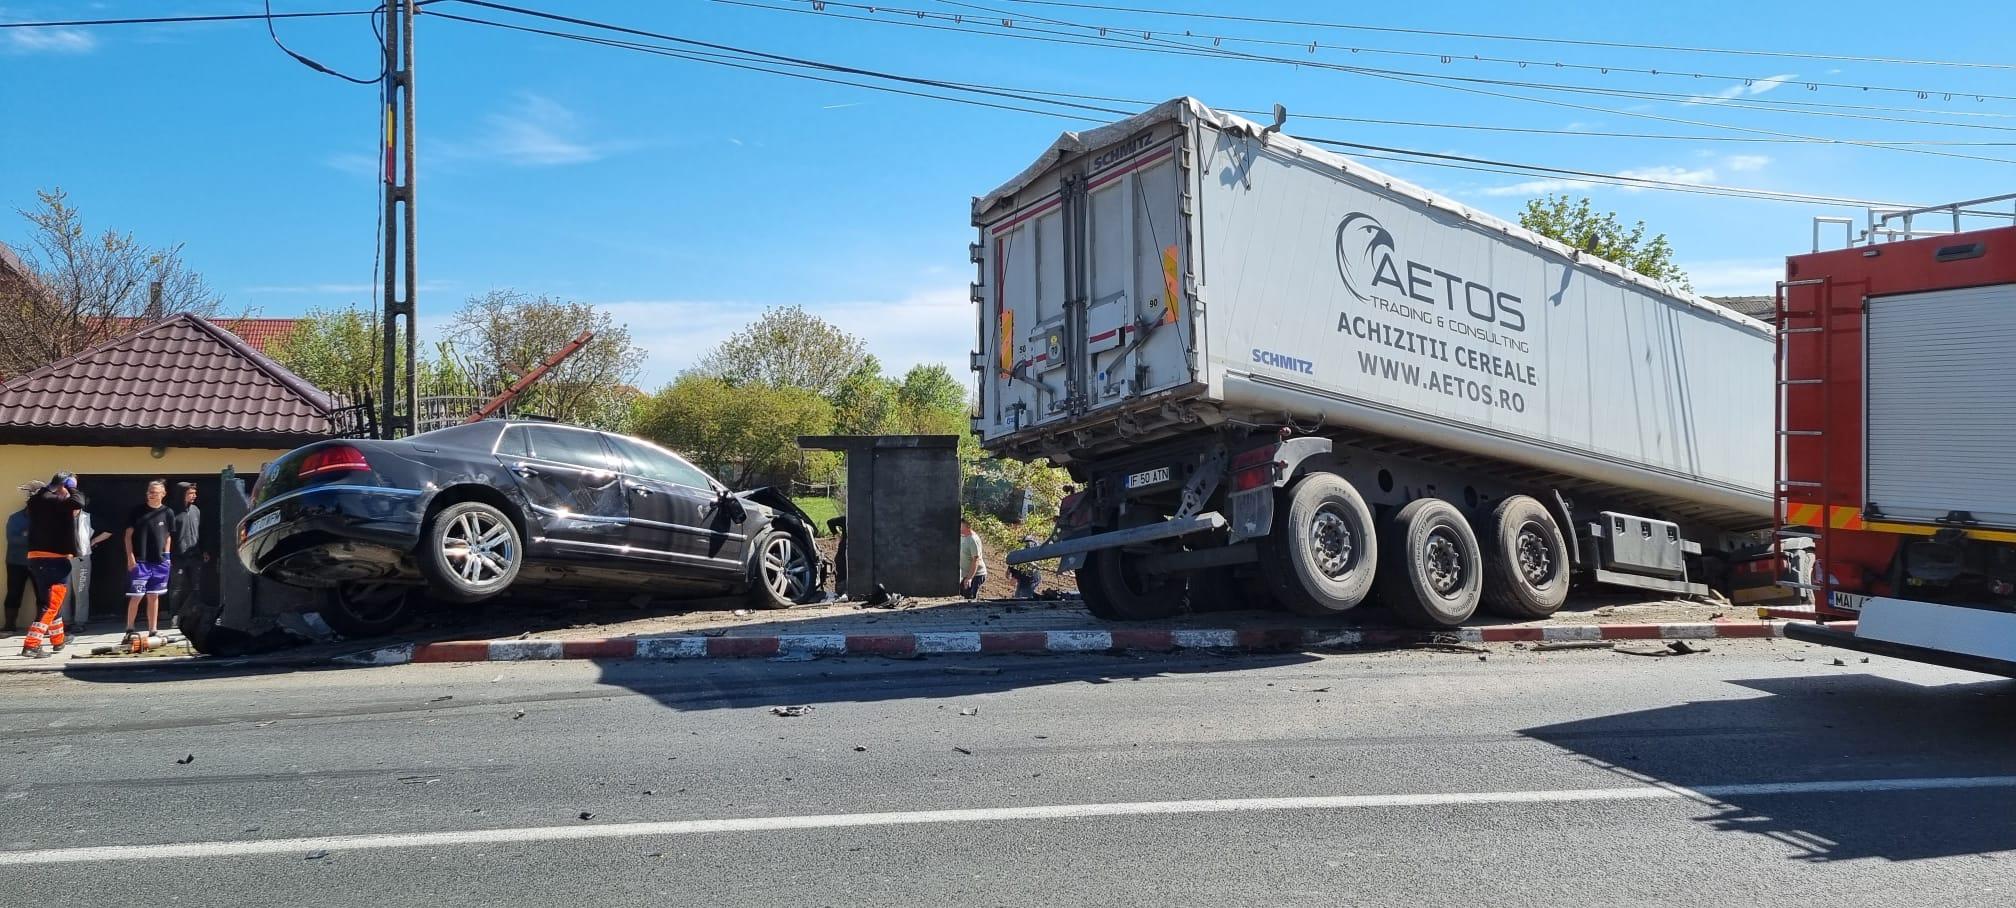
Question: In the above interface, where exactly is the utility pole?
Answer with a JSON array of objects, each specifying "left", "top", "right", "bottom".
[{"left": 380, "top": 0, "right": 418, "bottom": 437}]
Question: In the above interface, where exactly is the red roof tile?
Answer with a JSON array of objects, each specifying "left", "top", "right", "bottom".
[
  {"left": 100, "top": 316, "right": 301, "bottom": 354},
  {"left": 0, "top": 314, "right": 336, "bottom": 442}
]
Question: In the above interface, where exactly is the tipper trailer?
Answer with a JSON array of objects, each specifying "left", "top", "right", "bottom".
[
  {"left": 974, "top": 99, "right": 1776, "bottom": 627},
  {"left": 1777, "top": 195, "right": 2016, "bottom": 677}
]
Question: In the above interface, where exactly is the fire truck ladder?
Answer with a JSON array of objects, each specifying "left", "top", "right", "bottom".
[{"left": 1772, "top": 275, "right": 1855, "bottom": 614}]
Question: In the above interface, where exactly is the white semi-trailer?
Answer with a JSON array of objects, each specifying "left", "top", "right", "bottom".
[{"left": 976, "top": 99, "right": 1775, "bottom": 627}]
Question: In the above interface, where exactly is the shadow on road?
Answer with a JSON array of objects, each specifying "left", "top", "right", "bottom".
[{"left": 1521, "top": 671, "right": 2016, "bottom": 863}]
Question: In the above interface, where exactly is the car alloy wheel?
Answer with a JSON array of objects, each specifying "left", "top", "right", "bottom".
[
  {"left": 760, "top": 533, "right": 812, "bottom": 602},
  {"left": 441, "top": 509, "right": 516, "bottom": 586}
]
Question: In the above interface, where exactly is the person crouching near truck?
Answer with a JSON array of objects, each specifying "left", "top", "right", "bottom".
[
  {"left": 19, "top": 474, "right": 85, "bottom": 657},
  {"left": 122, "top": 480, "right": 174, "bottom": 643}
]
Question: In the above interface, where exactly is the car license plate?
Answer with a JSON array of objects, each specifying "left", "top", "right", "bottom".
[
  {"left": 1125, "top": 467, "right": 1171, "bottom": 489},
  {"left": 247, "top": 512, "right": 282, "bottom": 538},
  {"left": 1830, "top": 591, "right": 1868, "bottom": 613}
]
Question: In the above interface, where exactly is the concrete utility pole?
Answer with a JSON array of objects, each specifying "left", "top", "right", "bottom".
[{"left": 380, "top": 0, "right": 419, "bottom": 437}]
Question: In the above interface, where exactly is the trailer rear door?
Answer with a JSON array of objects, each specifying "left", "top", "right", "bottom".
[
  {"left": 1865, "top": 282, "right": 2016, "bottom": 527},
  {"left": 978, "top": 130, "right": 1195, "bottom": 441}
]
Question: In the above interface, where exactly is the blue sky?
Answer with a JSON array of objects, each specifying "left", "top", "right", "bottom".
[{"left": 4, "top": 0, "right": 2014, "bottom": 389}]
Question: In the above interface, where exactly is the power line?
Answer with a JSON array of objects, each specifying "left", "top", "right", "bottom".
[
  {"left": 995, "top": 0, "right": 2016, "bottom": 71},
  {"left": 263, "top": 0, "right": 385, "bottom": 84},
  {"left": 0, "top": 7, "right": 382, "bottom": 28},
  {"left": 722, "top": 1, "right": 2016, "bottom": 136},
  {"left": 718, "top": 0, "right": 2016, "bottom": 161},
  {"left": 921, "top": 0, "right": 2016, "bottom": 104},
  {"left": 431, "top": 5, "right": 1914, "bottom": 208}
]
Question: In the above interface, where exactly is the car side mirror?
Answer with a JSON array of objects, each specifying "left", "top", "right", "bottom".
[{"left": 716, "top": 491, "right": 747, "bottom": 523}]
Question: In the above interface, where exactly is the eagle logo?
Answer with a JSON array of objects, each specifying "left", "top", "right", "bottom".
[{"left": 1336, "top": 212, "right": 1398, "bottom": 303}]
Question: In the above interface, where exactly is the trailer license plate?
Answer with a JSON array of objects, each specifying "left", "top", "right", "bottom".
[
  {"left": 247, "top": 512, "right": 281, "bottom": 538},
  {"left": 1125, "top": 467, "right": 1171, "bottom": 489}
]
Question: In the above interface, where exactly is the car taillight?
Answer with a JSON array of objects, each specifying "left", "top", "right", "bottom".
[
  {"left": 298, "top": 445, "right": 370, "bottom": 478},
  {"left": 1230, "top": 445, "right": 1281, "bottom": 492}
]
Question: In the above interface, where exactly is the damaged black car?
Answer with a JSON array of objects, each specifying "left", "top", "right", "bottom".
[{"left": 235, "top": 420, "right": 824, "bottom": 637}]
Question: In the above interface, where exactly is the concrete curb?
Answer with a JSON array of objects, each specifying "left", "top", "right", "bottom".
[{"left": 339, "top": 621, "right": 1848, "bottom": 666}]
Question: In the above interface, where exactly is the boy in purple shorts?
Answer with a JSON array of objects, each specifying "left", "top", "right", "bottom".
[{"left": 123, "top": 480, "right": 174, "bottom": 641}]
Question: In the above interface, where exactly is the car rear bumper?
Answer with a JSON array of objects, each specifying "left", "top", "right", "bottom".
[{"left": 237, "top": 485, "right": 427, "bottom": 586}]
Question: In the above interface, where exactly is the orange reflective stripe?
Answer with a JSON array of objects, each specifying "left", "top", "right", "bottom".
[
  {"left": 1829, "top": 507, "right": 1866, "bottom": 530},
  {"left": 1785, "top": 503, "right": 1823, "bottom": 527},
  {"left": 1160, "top": 244, "right": 1181, "bottom": 325},
  {"left": 25, "top": 551, "right": 67, "bottom": 560}
]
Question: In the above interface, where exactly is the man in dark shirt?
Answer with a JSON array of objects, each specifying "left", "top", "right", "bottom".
[
  {"left": 123, "top": 480, "right": 174, "bottom": 641},
  {"left": 166, "top": 482, "right": 205, "bottom": 618},
  {"left": 20, "top": 474, "right": 84, "bottom": 657}
]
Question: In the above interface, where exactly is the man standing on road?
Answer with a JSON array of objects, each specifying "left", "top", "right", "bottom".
[
  {"left": 959, "top": 519, "right": 988, "bottom": 600},
  {"left": 122, "top": 480, "right": 174, "bottom": 642},
  {"left": 166, "top": 482, "right": 205, "bottom": 619},
  {"left": 19, "top": 474, "right": 85, "bottom": 657},
  {"left": 3, "top": 498, "right": 31, "bottom": 637}
]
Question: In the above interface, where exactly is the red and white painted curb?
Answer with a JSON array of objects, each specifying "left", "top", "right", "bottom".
[{"left": 339, "top": 620, "right": 1850, "bottom": 666}]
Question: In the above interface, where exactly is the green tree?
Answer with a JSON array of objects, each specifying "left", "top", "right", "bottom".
[
  {"left": 442, "top": 289, "right": 646, "bottom": 430},
  {"left": 1518, "top": 195, "right": 1689, "bottom": 289},
  {"left": 891, "top": 363, "right": 969, "bottom": 435},
  {"left": 830, "top": 355, "right": 899, "bottom": 436},
  {"left": 631, "top": 375, "right": 836, "bottom": 489},
  {"left": 267, "top": 305, "right": 382, "bottom": 395},
  {"left": 689, "top": 304, "right": 869, "bottom": 397}
]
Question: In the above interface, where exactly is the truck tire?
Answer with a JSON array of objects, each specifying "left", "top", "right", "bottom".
[
  {"left": 1481, "top": 495, "right": 1571, "bottom": 619},
  {"left": 1079, "top": 549, "right": 1185, "bottom": 620},
  {"left": 1259, "top": 473, "right": 1378, "bottom": 616},
  {"left": 1379, "top": 498, "right": 1483, "bottom": 627}
]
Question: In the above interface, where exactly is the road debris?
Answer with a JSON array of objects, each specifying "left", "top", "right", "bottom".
[
  {"left": 429, "top": 696, "right": 454, "bottom": 703},
  {"left": 1411, "top": 642, "right": 1489, "bottom": 654},
  {"left": 854, "top": 746, "right": 868, "bottom": 752},
  {"left": 1832, "top": 658, "right": 1847, "bottom": 666},
  {"left": 398, "top": 776, "right": 440, "bottom": 785},
  {"left": 1287, "top": 687, "right": 1332, "bottom": 693},
  {"left": 770, "top": 705, "right": 815, "bottom": 717},
  {"left": 953, "top": 746, "right": 974, "bottom": 755},
  {"left": 1667, "top": 641, "right": 1709, "bottom": 655},
  {"left": 733, "top": 609, "right": 752, "bottom": 617},
  {"left": 578, "top": 812, "right": 594, "bottom": 821},
  {"left": 769, "top": 651, "right": 818, "bottom": 663},
  {"left": 1533, "top": 641, "right": 1614, "bottom": 651},
  {"left": 512, "top": 710, "right": 526, "bottom": 720},
  {"left": 1616, "top": 641, "right": 1712, "bottom": 657},
  {"left": 175, "top": 754, "right": 195, "bottom": 765},
  {"left": 304, "top": 850, "right": 329, "bottom": 861},
  {"left": 958, "top": 707, "right": 980, "bottom": 716}
]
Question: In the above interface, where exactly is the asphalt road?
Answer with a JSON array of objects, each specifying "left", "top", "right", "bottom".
[{"left": 1, "top": 639, "right": 2012, "bottom": 906}]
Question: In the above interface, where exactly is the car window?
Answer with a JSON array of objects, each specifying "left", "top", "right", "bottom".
[
  {"left": 607, "top": 435, "right": 718, "bottom": 490},
  {"left": 495, "top": 427, "right": 531, "bottom": 458},
  {"left": 523, "top": 426, "right": 620, "bottom": 471}
]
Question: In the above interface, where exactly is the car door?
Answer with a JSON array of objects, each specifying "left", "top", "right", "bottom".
[
  {"left": 494, "top": 425, "right": 631, "bottom": 559},
  {"left": 604, "top": 434, "right": 749, "bottom": 578}
]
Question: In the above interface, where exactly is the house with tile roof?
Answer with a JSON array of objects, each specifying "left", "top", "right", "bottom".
[{"left": 0, "top": 313, "right": 342, "bottom": 622}]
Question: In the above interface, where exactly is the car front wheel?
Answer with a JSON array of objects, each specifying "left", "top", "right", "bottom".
[{"left": 748, "top": 527, "right": 817, "bottom": 609}]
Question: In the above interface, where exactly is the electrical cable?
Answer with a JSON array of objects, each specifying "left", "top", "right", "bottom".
[
  {"left": 994, "top": 0, "right": 2016, "bottom": 71},
  {"left": 264, "top": 0, "right": 385, "bottom": 84},
  {"left": 0, "top": 8, "right": 380, "bottom": 28},
  {"left": 431, "top": 7, "right": 1916, "bottom": 208},
  {"left": 920, "top": 0, "right": 2016, "bottom": 104},
  {"left": 715, "top": 0, "right": 2016, "bottom": 153}
]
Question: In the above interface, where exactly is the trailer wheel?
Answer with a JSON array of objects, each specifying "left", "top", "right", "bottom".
[
  {"left": 1481, "top": 495, "right": 1571, "bottom": 619},
  {"left": 1379, "top": 498, "right": 1483, "bottom": 627},
  {"left": 1078, "top": 549, "right": 1186, "bottom": 621},
  {"left": 1260, "top": 473, "right": 1378, "bottom": 616}
]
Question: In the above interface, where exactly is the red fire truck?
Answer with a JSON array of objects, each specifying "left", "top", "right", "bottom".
[{"left": 1777, "top": 193, "right": 2016, "bottom": 677}]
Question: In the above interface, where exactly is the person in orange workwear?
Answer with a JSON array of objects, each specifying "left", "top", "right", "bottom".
[{"left": 19, "top": 474, "right": 86, "bottom": 658}]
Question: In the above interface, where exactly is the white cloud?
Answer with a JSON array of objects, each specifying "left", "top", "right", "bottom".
[
  {"left": 589, "top": 289, "right": 975, "bottom": 391},
  {"left": 1683, "top": 259, "right": 1785, "bottom": 296},
  {"left": 1478, "top": 160, "right": 1727, "bottom": 197},
  {"left": 3, "top": 27, "right": 96, "bottom": 54},
  {"left": 1685, "top": 73, "right": 1796, "bottom": 105},
  {"left": 434, "top": 94, "right": 626, "bottom": 167},
  {"left": 1723, "top": 154, "right": 1771, "bottom": 172},
  {"left": 1477, "top": 177, "right": 1596, "bottom": 197},
  {"left": 1614, "top": 165, "right": 1716, "bottom": 187}
]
